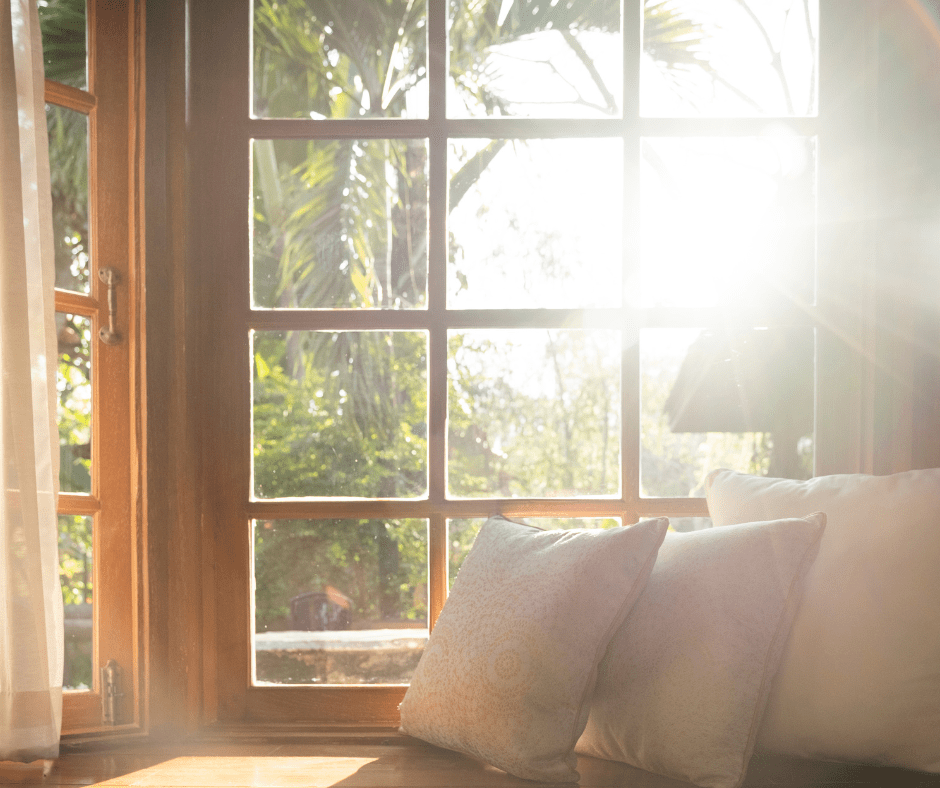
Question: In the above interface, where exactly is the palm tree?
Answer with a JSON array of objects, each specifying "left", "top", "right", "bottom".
[
  {"left": 249, "top": 0, "right": 716, "bottom": 345},
  {"left": 248, "top": 0, "right": 723, "bottom": 494},
  {"left": 247, "top": 0, "right": 719, "bottom": 626}
]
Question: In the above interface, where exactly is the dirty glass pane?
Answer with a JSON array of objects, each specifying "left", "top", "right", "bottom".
[
  {"left": 47, "top": 104, "right": 91, "bottom": 293},
  {"left": 641, "top": 327, "right": 814, "bottom": 498},
  {"left": 252, "top": 139, "right": 428, "bottom": 309},
  {"left": 252, "top": 0, "right": 428, "bottom": 119},
  {"left": 642, "top": 0, "right": 818, "bottom": 117},
  {"left": 252, "top": 331, "right": 428, "bottom": 499},
  {"left": 448, "top": 138, "right": 622, "bottom": 309},
  {"left": 59, "top": 514, "right": 93, "bottom": 690},
  {"left": 39, "top": 0, "right": 87, "bottom": 90},
  {"left": 449, "top": 0, "right": 622, "bottom": 118},
  {"left": 448, "top": 330, "right": 620, "bottom": 498},
  {"left": 448, "top": 517, "right": 624, "bottom": 587},
  {"left": 57, "top": 313, "right": 92, "bottom": 493},
  {"left": 253, "top": 518, "right": 428, "bottom": 685},
  {"left": 639, "top": 136, "right": 816, "bottom": 309}
]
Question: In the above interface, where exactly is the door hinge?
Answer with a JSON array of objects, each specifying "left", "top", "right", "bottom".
[
  {"left": 101, "top": 659, "right": 124, "bottom": 725},
  {"left": 97, "top": 267, "right": 122, "bottom": 345}
]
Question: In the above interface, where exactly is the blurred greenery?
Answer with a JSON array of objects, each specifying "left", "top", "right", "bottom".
[
  {"left": 46, "top": 104, "right": 90, "bottom": 293},
  {"left": 38, "top": 0, "right": 86, "bottom": 88},
  {"left": 58, "top": 512, "right": 93, "bottom": 689},
  {"left": 57, "top": 314, "right": 92, "bottom": 495},
  {"left": 252, "top": 331, "right": 428, "bottom": 499},
  {"left": 247, "top": 0, "right": 792, "bottom": 636},
  {"left": 254, "top": 519, "right": 427, "bottom": 629},
  {"left": 447, "top": 330, "right": 621, "bottom": 498},
  {"left": 41, "top": 0, "right": 92, "bottom": 689}
]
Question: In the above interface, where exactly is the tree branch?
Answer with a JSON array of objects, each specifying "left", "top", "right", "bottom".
[
  {"left": 561, "top": 28, "right": 618, "bottom": 116},
  {"left": 730, "top": 0, "right": 795, "bottom": 115}
]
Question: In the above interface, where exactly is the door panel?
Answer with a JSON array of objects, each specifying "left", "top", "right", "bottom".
[{"left": 43, "top": 0, "right": 140, "bottom": 733}]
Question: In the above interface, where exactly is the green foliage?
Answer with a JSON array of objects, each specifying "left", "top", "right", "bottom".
[
  {"left": 253, "top": 0, "right": 427, "bottom": 119},
  {"left": 46, "top": 104, "right": 90, "bottom": 294},
  {"left": 252, "top": 138, "right": 427, "bottom": 310},
  {"left": 447, "top": 331, "right": 620, "bottom": 498},
  {"left": 247, "top": 0, "right": 796, "bottom": 640},
  {"left": 252, "top": 331, "right": 428, "bottom": 625},
  {"left": 643, "top": 0, "right": 712, "bottom": 72},
  {"left": 449, "top": 0, "right": 623, "bottom": 115},
  {"left": 247, "top": 0, "right": 730, "bottom": 636},
  {"left": 42, "top": 0, "right": 94, "bottom": 689},
  {"left": 38, "top": 0, "right": 87, "bottom": 88},
  {"left": 252, "top": 331, "right": 427, "bottom": 499},
  {"left": 42, "top": 1, "right": 91, "bottom": 294},
  {"left": 254, "top": 519, "right": 428, "bottom": 629},
  {"left": 58, "top": 514, "right": 92, "bottom": 606},
  {"left": 57, "top": 315, "right": 92, "bottom": 493}
]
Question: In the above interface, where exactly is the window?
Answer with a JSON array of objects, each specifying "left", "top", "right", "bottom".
[
  {"left": 191, "top": 0, "right": 878, "bottom": 724},
  {"left": 42, "top": 0, "right": 142, "bottom": 732}
]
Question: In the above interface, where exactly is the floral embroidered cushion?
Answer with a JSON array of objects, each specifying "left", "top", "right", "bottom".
[
  {"left": 399, "top": 514, "right": 669, "bottom": 783},
  {"left": 576, "top": 515, "right": 825, "bottom": 788}
]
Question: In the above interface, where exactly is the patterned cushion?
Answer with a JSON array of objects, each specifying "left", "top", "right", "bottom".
[
  {"left": 576, "top": 515, "right": 825, "bottom": 788},
  {"left": 399, "top": 514, "right": 668, "bottom": 783},
  {"left": 706, "top": 468, "right": 940, "bottom": 773}
]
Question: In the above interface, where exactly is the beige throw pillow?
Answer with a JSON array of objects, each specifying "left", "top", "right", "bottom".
[
  {"left": 399, "top": 515, "right": 669, "bottom": 783},
  {"left": 705, "top": 468, "right": 940, "bottom": 773},
  {"left": 576, "top": 515, "right": 826, "bottom": 788}
]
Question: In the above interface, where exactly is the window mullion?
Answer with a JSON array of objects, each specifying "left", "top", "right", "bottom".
[
  {"left": 622, "top": 0, "right": 642, "bottom": 514},
  {"left": 426, "top": 0, "right": 449, "bottom": 626}
]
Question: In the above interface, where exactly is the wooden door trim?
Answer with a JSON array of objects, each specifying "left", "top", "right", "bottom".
[{"left": 57, "top": 0, "right": 144, "bottom": 736}]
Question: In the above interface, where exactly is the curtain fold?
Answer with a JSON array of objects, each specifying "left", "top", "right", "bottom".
[{"left": 0, "top": 0, "right": 64, "bottom": 763}]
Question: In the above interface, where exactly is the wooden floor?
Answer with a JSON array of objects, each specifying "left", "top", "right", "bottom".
[{"left": 3, "top": 733, "right": 940, "bottom": 788}]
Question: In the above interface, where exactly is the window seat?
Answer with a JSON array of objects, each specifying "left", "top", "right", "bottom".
[{"left": 13, "top": 733, "right": 938, "bottom": 787}]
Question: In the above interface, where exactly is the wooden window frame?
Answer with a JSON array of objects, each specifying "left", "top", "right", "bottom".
[
  {"left": 187, "top": 0, "right": 882, "bottom": 727},
  {"left": 49, "top": 0, "right": 145, "bottom": 736}
]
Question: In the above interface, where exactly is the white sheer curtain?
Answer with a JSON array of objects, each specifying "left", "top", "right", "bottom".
[{"left": 0, "top": 0, "right": 64, "bottom": 763}]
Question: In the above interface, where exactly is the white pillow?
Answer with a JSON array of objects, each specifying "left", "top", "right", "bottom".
[
  {"left": 399, "top": 515, "right": 669, "bottom": 783},
  {"left": 705, "top": 468, "right": 940, "bottom": 772},
  {"left": 576, "top": 515, "right": 826, "bottom": 788}
]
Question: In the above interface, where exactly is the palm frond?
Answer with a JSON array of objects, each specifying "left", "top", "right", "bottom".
[{"left": 38, "top": 0, "right": 87, "bottom": 87}]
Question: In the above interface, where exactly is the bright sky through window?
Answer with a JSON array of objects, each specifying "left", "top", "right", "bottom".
[{"left": 442, "top": 0, "right": 818, "bottom": 311}]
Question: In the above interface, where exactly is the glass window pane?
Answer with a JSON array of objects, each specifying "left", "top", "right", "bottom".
[
  {"left": 669, "top": 516, "right": 712, "bottom": 532},
  {"left": 641, "top": 327, "right": 814, "bottom": 498},
  {"left": 252, "top": 0, "right": 428, "bottom": 119},
  {"left": 642, "top": 0, "right": 818, "bottom": 117},
  {"left": 253, "top": 518, "right": 428, "bottom": 685},
  {"left": 448, "top": 138, "right": 622, "bottom": 309},
  {"left": 449, "top": 0, "right": 622, "bottom": 119},
  {"left": 57, "top": 313, "right": 92, "bottom": 493},
  {"left": 448, "top": 517, "right": 623, "bottom": 587},
  {"left": 252, "top": 331, "right": 428, "bottom": 499},
  {"left": 448, "top": 330, "right": 620, "bottom": 498},
  {"left": 252, "top": 139, "right": 428, "bottom": 309},
  {"left": 639, "top": 136, "right": 816, "bottom": 309},
  {"left": 39, "top": 0, "right": 87, "bottom": 90},
  {"left": 47, "top": 104, "right": 91, "bottom": 294},
  {"left": 59, "top": 514, "right": 93, "bottom": 690}
]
